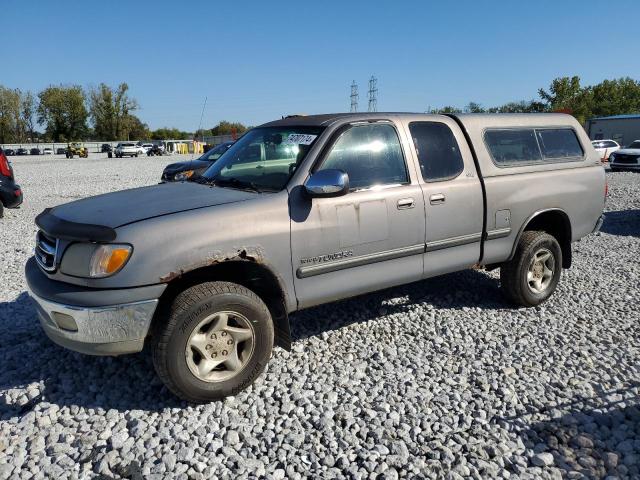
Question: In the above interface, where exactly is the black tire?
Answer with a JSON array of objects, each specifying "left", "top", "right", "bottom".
[
  {"left": 500, "top": 231, "right": 562, "bottom": 307},
  {"left": 0, "top": 202, "right": 4, "bottom": 219},
  {"left": 135, "top": 153, "right": 138, "bottom": 157},
  {"left": 152, "top": 281, "right": 274, "bottom": 403}
]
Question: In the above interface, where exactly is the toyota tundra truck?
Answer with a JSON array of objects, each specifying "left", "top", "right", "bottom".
[{"left": 26, "top": 113, "right": 605, "bottom": 402}]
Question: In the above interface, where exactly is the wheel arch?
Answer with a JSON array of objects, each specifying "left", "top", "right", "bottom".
[
  {"left": 154, "top": 260, "right": 291, "bottom": 350},
  {"left": 510, "top": 208, "right": 573, "bottom": 268}
]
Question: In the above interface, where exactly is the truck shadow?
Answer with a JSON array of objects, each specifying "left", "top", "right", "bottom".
[
  {"left": 290, "top": 268, "right": 505, "bottom": 341},
  {"left": 600, "top": 209, "right": 640, "bottom": 237},
  {"left": 0, "top": 269, "right": 504, "bottom": 416},
  {"left": 503, "top": 385, "right": 640, "bottom": 478}
]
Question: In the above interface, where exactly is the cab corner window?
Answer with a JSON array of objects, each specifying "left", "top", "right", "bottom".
[
  {"left": 536, "top": 128, "right": 583, "bottom": 159},
  {"left": 320, "top": 123, "right": 408, "bottom": 191},
  {"left": 409, "top": 122, "right": 464, "bottom": 182}
]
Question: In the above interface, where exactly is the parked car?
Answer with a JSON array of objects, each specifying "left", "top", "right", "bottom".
[
  {"left": 56, "top": 148, "right": 67, "bottom": 155},
  {"left": 161, "top": 142, "right": 233, "bottom": 181},
  {"left": 26, "top": 113, "right": 605, "bottom": 402},
  {"left": 114, "top": 143, "right": 140, "bottom": 158},
  {"left": 141, "top": 143, "right": 154, "bottom": 153},
  {"left": 609, "top": 140, "right": 640, "bottom": 171},
  {"left": 3, "top": 148, "right": 15, "bottom": 156},
  {"left": 66, "top": 143, "right": 88, "bottom": 158},
  {"left": 0, "top": 147, "right": 23, "bottom": 218},
  {"left": 16, "top": 148, "right": 28, "bottom": 156},
  {"left": 42, "top": 147, "right": 54, "bottom": 155},
  {"left": 101, "top": 144, "right": 112, "bottom": 153},
  {"left": 29, "top": 148, "right": 41, "bottom": 155},
  {"left": 591, "top": 139, "right": 620, "bottom": 161}
]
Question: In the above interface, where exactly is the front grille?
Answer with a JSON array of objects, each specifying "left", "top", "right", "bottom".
[
  {"left": 35, "top": 231, "right": 58, "bottom": 272},
  {"left": 612, "top": 154, "right": 639, "bottom": 164}
]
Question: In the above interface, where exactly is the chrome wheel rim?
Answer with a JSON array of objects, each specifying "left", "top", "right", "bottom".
[
  {"left": 185, "top": 311, "right": 255, "bottom": 383},
  {"left": 527, "top": 248, "right": 555, "bottom": 294}
]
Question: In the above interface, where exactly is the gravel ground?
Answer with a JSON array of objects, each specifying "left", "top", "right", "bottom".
[{"left": 0, "top": 154, "right": 639, "bottom": 479}]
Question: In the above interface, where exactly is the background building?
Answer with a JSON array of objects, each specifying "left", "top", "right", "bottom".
[{"left": 586, "top": 114, "right": 640, "bottom": 146}]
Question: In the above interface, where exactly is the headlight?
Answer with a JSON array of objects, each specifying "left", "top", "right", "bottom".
[
  {"left": 174, "top": 170, "right": 194, "bottom": 181},
  {"left": 89, "top": 244, "right": 132, "bottom": 278},
  {"left": 609, "top": 153, "right": 615, "bottom": 160}
]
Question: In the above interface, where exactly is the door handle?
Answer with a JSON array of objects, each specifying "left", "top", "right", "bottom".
[
  {"left": 397, "top": 197, "right": 415, "bottom": 209},
  {"left": 430, "top": 193, "right": 446, "bottom": 205}
]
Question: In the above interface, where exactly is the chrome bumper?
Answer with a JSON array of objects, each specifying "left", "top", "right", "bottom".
[{"left": 27, "top": 288, "right": 158, "bottom": 356}]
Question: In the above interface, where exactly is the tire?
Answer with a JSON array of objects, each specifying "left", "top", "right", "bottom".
[
  {"left": 135, "top": 153, "right": 138, "bottom": 157},
  {"left": 152, "top": 281, "right": 274, "bottom": 403},
  {"left": 0, "top": 203, "right": 4, "bottom": 219},
  {"left": 500, "top": 231, "right": 562, "bottom": 307}
]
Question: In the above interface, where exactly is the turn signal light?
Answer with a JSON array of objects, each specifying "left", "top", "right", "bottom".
[{"left": 89, "top": 245, "right": 132, "bottom": 278}]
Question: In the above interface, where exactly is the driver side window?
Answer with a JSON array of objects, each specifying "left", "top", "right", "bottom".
[{"left": 320, "top": 123, "right": 408, "bottom": 191}]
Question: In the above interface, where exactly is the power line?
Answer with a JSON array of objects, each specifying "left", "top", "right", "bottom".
[
  {"left": 368, "top": 75, "right": 377, "bottom": 112},
  {"left": 350, "top": 81, "right": 359, "bottom": 112}
]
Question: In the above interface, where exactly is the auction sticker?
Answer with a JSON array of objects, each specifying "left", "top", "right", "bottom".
[{"left": 285, "top": 134, "right": 317, "bottom": 145}]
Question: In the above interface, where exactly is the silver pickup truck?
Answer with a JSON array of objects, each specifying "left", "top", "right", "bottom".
[{"left": 26, "top": 113, "right": 605, "bottom": 402}]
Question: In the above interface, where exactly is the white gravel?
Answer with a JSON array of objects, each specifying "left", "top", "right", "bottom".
[{"left": 0, "top": 155, "right": 639, "bottom": 479}]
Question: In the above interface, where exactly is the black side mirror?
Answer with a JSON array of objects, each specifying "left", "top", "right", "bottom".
[{"left": 304, "top": 169, "right": 349, "bottom": 198}]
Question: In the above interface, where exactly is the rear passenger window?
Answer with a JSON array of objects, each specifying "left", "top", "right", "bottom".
[
  {"left": 321, "top": 123, "right": 408, "bottom": 190},
  {"left": 409, "top": 122, "right": 464, "bottom": 182},
  {"left": 484, "top": 129, "right": 542, "bottom": 164},
  {"left": 485, "top": 127, "right": 584, "bottom": 166},
  {"left": 536, "top": 129, "right": 583, "bottom": 159}
]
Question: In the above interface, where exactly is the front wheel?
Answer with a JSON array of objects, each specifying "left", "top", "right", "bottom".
[
  {"left": 152, "top": 281, "right": 274, "bottom": 403},
  {"left": 500, "top": 231, "right": 562, "bottom": 307}
]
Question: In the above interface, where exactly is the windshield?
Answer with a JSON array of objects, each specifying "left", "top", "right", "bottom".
[
  {"left": 199, "top": 142, "right": 233, "bottom": 162},
  {"left": 626, "top": 141, "right": 640, "bottom": 149},
  {"left": 202, "top": 126, "right": 324, "bottom": 191}
]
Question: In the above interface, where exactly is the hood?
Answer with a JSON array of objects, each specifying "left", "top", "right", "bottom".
[
  {"left": 614, "top": 148, "right": 640, "bottom": 155},
  {"left": 163, "top": 159, "right": 212, "bottom": 173},
  {"left": 48, "top": 181, "right": 256, "bottom": 229}
]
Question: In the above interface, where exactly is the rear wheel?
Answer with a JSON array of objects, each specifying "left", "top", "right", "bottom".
[
  {"left": 152, "top": 281, "right": 274, "bottom": 403},
  {"left": 500, "top": 231, "right": 562, "bottom": 307},
  {"left": 0, "top": 202, "right": 4, "bottom": 218}
]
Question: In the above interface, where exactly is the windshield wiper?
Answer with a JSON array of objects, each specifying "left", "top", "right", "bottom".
[{"left": 210, "top": 177, "right": 262, "bottom": 193}]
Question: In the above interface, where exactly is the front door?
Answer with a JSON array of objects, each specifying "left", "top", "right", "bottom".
[{"left": 290, "top": 122, "right": 426, "bottom": 309}]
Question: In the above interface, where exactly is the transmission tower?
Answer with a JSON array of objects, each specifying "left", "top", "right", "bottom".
[
  {"left": 350, "top": 81, "right": 359, "bottom": 112},
  {"left": 368, "top": 75, "right": 378, "bottom": 112}
]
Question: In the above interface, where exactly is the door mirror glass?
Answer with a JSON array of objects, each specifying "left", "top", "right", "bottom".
[{"left": 304, "top": 169, "right": 349, "bottom": 197}]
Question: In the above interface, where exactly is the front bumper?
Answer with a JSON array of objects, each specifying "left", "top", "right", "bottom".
[
  {"left": 592, "top": 214, "right": 604, "bottom": 234},
  {"left": 610, "top": 162, "right": 640, "bottom": 170},
  {"left": 25, "top": 257, "right": 164, "bottom": 355}
]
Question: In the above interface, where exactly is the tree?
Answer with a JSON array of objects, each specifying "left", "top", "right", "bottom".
[
  {"left": 210, "top": 120, "right": 248, "bottom": 136},
  {"left": 589, "top": 77, "right": 640, "bottom": 118},
  {"left": 150, "top": 127, "right": 191, "bottom": 140},
  {"left": 487, "top": 100, "right": 547, "bottom": 113},
  {"left": 37, "top": 85, "right": 88, "bottom": 142},
  {"left": 124, "top": 114, "right": 149, "bottom": 140},
  {"left": 20, "top": 90, "right": 36, "bottom": 142},
  {"left": 0, "top": 86, "right": 21, "bottom": 143},
  {"left": 538, "top": 76, "right": 592, "bottom": 123},
  {"left": 89, "top": 83, "right": 138, "bottom": 140},
  {"left": 464, "top": 102, "right": 486, "bottom": 113}
]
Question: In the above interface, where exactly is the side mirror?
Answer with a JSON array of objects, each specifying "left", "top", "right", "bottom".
[{"left": 304, "top": 169, "right": 349, "bottom": 198}]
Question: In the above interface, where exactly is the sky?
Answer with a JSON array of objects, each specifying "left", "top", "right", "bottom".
[{"left": 3, "top": 0, "right": 640, "bottom": 131}]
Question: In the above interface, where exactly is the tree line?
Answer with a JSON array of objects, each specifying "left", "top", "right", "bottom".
[
  {"left": 428, "top": 76, "right": 640, "bottom": 124},
  {"left": 2, "top": 76, "right": 639, "bottom": 144},
  {"left": 0, "top": 82, "right": 249, "bottom": 144}
]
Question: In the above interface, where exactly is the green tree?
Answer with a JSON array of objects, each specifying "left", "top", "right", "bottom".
[
  {"left": 538, "top": 76, "right": 592, "bottom": 123},
  {"left": 590, "top": 77, "right": 640, "bottom": 118},
  {"left": 124, "top": 114, "right": 149, "bottom": 140},
  {"left": 464, "top": 102, "right": 486, "bottom": 113},
  {"left": 210, "top": 120, "right": 248, "bottom": 136},
  {"left": 0, "top": 86, "right": 21, "bottom": 143},
  {"left": 20, "top": 90, "right": 36, "bottom": 141},
  {"left": 89, "top": 83, "right": 138, "bottom": 140},
  {"left": 37, "top": 85, "right": 88, "bottom": 142},
  {"left": 150, "top": 127, "right": 191, "bottom": 140}
]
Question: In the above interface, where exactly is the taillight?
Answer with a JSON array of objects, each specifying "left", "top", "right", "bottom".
[{"left": 0, "top": 151, "right": 12, "bottom": 178}]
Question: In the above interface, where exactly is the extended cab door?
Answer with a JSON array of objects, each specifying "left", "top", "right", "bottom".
[
  {"left": 404, "top": 119, "right": 484, "bottom": 277},
  {"left": 290, "top": 121, "right": 426, "bottom": 309}
]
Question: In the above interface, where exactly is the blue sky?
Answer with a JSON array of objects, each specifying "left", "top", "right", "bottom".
[{"left": 3, "top": 0, "right": 639, "bottom": 130}]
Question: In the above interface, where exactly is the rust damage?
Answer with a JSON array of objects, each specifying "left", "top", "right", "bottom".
[{"left": 159, "top": 246, "right": 265, "bottom": 282}]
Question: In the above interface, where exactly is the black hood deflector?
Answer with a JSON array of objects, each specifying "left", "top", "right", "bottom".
[{"left": 36, "top": 208, "right": 117, "bottom": 242}]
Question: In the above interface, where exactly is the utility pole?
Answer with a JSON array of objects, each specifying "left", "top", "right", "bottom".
[
  {"left": 350, "top": 81, "right": 359, "bottom": 112},
  {"left": 368, "top": 75, "right": 377, "bottom": 112}
]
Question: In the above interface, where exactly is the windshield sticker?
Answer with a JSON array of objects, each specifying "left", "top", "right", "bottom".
[{"left": 285, "top": 134, "right": 317, "bottom": 145}]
